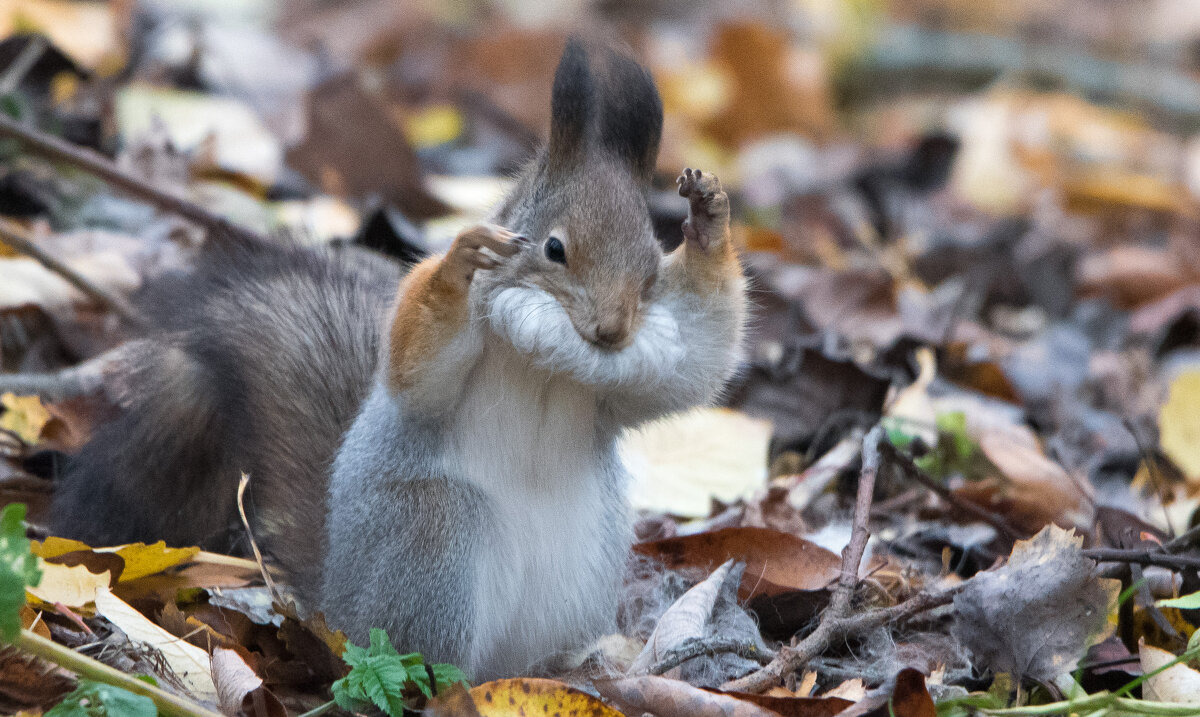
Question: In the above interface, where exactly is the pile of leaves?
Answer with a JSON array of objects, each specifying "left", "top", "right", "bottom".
[{"left": 5, "top": 0, "right": 1200, "bottom": 715}]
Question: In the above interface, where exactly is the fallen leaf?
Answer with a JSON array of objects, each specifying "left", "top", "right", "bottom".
[
  {"left": 596, "top": 675, "right": 779, "bottom": 717},
  {"left": 975, "top": 431, "right": 1092, "bottom": 530},
  {"left": 1140, "top": 641, "right": 1200, "bottom": 704},
  {"left": 1160, "top": 369, "right": 1200, "bottom": 482},
  {"left": 821, "top": 678, "right": 866, "bottom": 700},
  {"left": 25, "top": 561, "right": 110, "bottom": 609},
  {"left": 634, "top": 527, "right": 841, "bottom": 600},
  {"left": 0, "top": 393, "right": 50, "bottom": 444},
  {"left": 93, "top": 589, "right": 218, "bottom": 703},
  {"left": 470, "top": 678, "right": 622, "bottom": 717},
  {"left": 212, "top": 647, "right": 286, "bottom": 717},
  {"left": 952, "top": 525, "right": 1120, "bottom": 682},
  {"left": 625, "top": 408, "right": 772, "bottom": 518},
  {"left": 710, "top": 690, "right": 853, "bottom": 717},
  {"left": 630, "top": 560, "right": 742, "bottom": 675}
]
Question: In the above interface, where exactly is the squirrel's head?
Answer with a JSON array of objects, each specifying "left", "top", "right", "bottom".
[{"left": 481, "top": 38, "right": 664, "bottom": 353}]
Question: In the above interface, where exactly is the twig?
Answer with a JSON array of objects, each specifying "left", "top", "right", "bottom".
[
  {"left": 0, "top": 218, "right": 145, "bottom": 328},
  {"left": 1163, "top": 522, "right": 1200, "bottom": 553},
  {"left": 15, "top": 629, "right": 221, "bottom": 717},
  {"left": 0, "top": 113, "right": 264, "bottom": 245},
  {"left": 722, "top": 425, "right": 884, "bottom": 693},
  {"left": 1124, "top": 418, "right": 1176, "bottom": 537},
  {"left": 0, "top": 36, "right": 46, "bottom": 95},
  {"left": 648, "top": 636, "right": 775, "bottom": 676},
  {"left": 879, "top": 440, "right": 1026, "bottom": 542},
  {"left": 1082, "top": 547, "right": 1200, "bottom": 573}
]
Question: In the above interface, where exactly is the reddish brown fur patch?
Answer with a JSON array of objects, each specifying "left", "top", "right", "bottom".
[
  {"left": 667, "top": 227, "right": 742, "bottom": 296},
  {"left": 386, "top": 255, "right": 471, "bottom": 393}
]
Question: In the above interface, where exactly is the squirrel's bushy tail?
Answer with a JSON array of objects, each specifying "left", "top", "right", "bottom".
[{"left": 51, "top": 241, "right": 401, "bottom": 599}]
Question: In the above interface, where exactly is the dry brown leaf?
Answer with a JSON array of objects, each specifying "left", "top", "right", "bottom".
[
  {"left": 710, "top": 689, "right": 854, "bottom": 717},
  {"left": 596, "top": 675, "right": 779, "bottom": 717},
  {"left": 634, "top": 527, "right": 841, "bottom": 600},
  {"left": 974, "top": 432, "right": 1092, "bottom": 530}
]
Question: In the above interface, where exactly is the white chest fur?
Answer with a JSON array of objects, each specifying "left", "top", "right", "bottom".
[{"left": 443, "top": 338, "right": 628, "bottom": 677}]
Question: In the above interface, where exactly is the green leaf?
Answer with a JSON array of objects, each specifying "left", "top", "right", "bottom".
[
  {"left": 0, "top": 502, "right": 41, "bottom": 643},
  {"left": 333, "top": 628, "right": 470, "bottom": 714},
  {"left": 45, "top": 680, "right": 157, "bottom": 717},
  {"left": 432, "top": 662, "right": 469, "bottom": 692},
  {"left": 1157, "top": 590, "right": 1200, "bottom": 610}
]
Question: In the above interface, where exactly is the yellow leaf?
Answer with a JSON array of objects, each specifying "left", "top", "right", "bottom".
[
  {"left": 26, "top": 561, "right": 110, "bottom": 609},
  {"left": 31, "top": 537, "right": 93, "bottom": 559},
  {"left": 469, "top": 678, "right": 622, "bottom": 717},
  {"left": 0, "top": 393, "right": 51, "bottom": 444},
  {"left": 1160, "top": 370, "right": 1200, "bottom": 482},
  {"left": 403, "top": 104, "right": 464, "bottom": 148},
  {"left": 101, "top": 541, "right": 201, "bottom": 582}
]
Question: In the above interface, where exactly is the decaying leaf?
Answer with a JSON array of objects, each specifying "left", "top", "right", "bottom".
[
  {"left": 634, "top": 527, "right": 841, "bottom": 600},
  {"left": 952, "top": 525, "right": 1119, "bottom": 682},
  {"left": 630, "top": 559, "right": 746, "bottom": 675},
  {"left": 469, "top": 678, "right": 622, "bottom": 717}
]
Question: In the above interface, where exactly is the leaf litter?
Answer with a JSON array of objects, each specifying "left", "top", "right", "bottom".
[{"left": 3, "top": 0, "right": 1200, "bottom": 715}]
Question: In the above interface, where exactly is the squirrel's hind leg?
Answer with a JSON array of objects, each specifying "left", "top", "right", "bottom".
[{"left": 321, "top": 473, "right": 489, "bottom": 673}]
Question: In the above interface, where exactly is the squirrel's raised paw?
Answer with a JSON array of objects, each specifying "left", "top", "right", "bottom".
[
  {"left": 677, "top": 168, "right": 729, "bottom": 251},
  {"left": 438, "top": 223, "right": 526, "bottom": 290}
]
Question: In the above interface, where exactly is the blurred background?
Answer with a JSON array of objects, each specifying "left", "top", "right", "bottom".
[{"left": 3, "top": 0, "right": 1200, "bottom": 532}]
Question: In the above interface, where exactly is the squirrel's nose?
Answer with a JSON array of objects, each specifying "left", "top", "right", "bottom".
[{"left": 592, "top": 321, "right": 628, "bottom": 349}]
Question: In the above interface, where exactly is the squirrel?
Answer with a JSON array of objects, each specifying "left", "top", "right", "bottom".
[{"left": 49, "top": 39, "right": 747, "bottom": 680}]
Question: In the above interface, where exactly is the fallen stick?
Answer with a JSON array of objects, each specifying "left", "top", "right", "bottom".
[
  {"left": 723, "top": 426, "right": 970, "bottom": 693},
  {"left": 0, "top": 113, "right": 264, "bottom": 245},
  {"left": 0, "top": 217, "right": 145, "bottom": 329},
  {"left": 878, "top": 440, "right": 1026, "bottom": 542},
  {"left": 722, "top": 425, "right": 884, "bottom": 693}
]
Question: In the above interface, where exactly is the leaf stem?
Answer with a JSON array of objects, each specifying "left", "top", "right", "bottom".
[
  {"left": 296, "top": 701, "right": 337, "bottom": 717},
  {"left": 15, "top": 629, "right": 221, "bottom": 717}
]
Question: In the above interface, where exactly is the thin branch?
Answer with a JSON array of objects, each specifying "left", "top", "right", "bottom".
[
  {"left": 1082, "top": 547, "right": 1200, "bottom": 573},
  {"left": 0, "top": 218, "right": 145, "bottom": 329},
  {"left": 0, "top": 113, "right": 264, "bottom": 245},
  {"left": 722, "top": 425, "right": 884, "bottom": 693},
  {"left": 648, "top": 636, "right": 775, "bottom": 676},
  {"left": 1163, "top": 522, "right": 1200, "bottom": 553},
  {"left": 16, "top": 629, "right": 221, "bottom": 717},
  {"left": 879, "top": 439, "right": 1026, "bottom": 542}
]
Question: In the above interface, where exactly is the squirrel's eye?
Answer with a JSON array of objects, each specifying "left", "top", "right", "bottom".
[{"left": 544, "top": 237, "right": 567, "bottom": 265}]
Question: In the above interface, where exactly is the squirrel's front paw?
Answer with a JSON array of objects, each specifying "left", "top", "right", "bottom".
[
  {"left": 436, "top": 223, "right": 525, "bottom": 291},
  {"left": 677, "top": 168, "right": 730, "bottom": 252}
]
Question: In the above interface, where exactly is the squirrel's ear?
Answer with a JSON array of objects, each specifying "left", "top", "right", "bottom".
[
  {"left": 596, "top": 48, "right": 663, "bottom": 181},
  {"left": 549, "top": 38, "right": 593, "bottom": 172}
]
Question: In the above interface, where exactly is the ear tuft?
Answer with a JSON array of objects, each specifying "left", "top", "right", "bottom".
[
  {"left": 596, "top": 47, "right": 663, "bottom": 180},
  {"left": 549, "top": 38, "right": 593, "bottom": 170}
]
